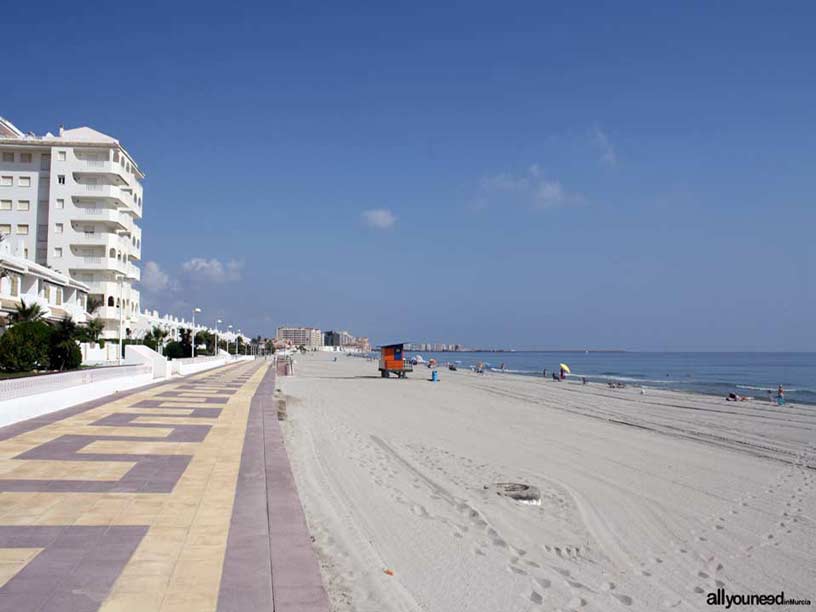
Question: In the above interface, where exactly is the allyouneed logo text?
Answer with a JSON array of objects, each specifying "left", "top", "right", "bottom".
[{"left": 707, "top": 588, "right": 811, "bottom": 609}]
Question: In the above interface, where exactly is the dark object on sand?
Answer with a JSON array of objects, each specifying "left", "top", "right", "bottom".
[
  {"left": 448, "top": 363, "right": 457, "bottom": 371},
  {"left": 486, "top": 482, "right": 542, "bottom": 505}
]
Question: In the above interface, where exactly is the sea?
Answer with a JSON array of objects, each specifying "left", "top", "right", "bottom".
[{"left": 400, "top": 351, "right": 816, "bottom": 406}]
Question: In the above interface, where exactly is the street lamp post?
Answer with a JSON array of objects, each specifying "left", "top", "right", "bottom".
[
  {"left": 215, "top": 319, "right": 222, "bottom": 357},
  {"left": 192, "top": 307, "right": 201, "bottom": 358},
  {"left": 227, "top": 325, "right": 233, "bottom": 358},
  {"left": 115, "top": 273, "right": 125, "bottom": 365}
]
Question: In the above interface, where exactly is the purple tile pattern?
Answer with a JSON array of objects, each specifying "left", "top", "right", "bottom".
[
  {"left": 218, "top": 366, "right": 330, "bottom": 612},
  {"left": 0, "top": 525, "right": 147, "bottom": 612},
  {"left": 0, "top": 365, "right": 263, "bottom": 494}
]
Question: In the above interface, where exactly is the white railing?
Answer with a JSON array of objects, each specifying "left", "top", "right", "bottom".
[
  {"left": 0, "top": 364, "right": 151, "bottom": 401},
  {"left": 173, "top": 355, "right": 222, "bottom": 365}
]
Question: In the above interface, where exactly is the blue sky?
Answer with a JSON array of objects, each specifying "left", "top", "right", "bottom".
[{"left": 4, "top": 2, "right": 814, "bottom": 350}]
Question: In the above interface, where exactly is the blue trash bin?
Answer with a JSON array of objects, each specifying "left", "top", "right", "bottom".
[{"left": 432, "top": 370, "right": 439, "bottom": 382}]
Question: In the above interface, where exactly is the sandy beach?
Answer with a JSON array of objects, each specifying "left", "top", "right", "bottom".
[{"left": 280, "top": 353, "right": 815, "bottom": 612}]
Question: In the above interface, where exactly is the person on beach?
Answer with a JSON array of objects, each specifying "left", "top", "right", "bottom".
[
  {"left": 559, "top": 367, "right": 566, "bottom": 380},
  {"left": 542, "top": 369, "right": 547, "bottom": 378},
  {"left": 777, "top": 385, "right": 785, "bottom": 406}
]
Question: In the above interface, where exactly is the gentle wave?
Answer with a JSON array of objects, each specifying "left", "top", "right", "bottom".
[{"left": 736, "top": 385, "right": 813, "bottom": 393}]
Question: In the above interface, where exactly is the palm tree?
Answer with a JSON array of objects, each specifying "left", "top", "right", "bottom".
[
  {"left": 10, "top": 299, "right": 45, "bottom": 324},
  {"left": 86, "top": 296, "right": 103, "bottom": 315},
  {"left": 151, "top": 325, "right": 169, "bottom": 356},
  {"left": 83, "top": 318, "right": 105, "bottom": 344},
  {"left": 52, "top": 316, "right": 78, "bottom": 343}
]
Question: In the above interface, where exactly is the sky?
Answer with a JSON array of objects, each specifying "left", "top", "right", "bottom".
[{"left": 4, "top": 1, "right": 815, "bottom": 350}]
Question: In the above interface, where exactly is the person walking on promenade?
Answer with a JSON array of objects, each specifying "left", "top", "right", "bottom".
[{"left": 777, "top": 385, "right": 785, "bottom": 406}]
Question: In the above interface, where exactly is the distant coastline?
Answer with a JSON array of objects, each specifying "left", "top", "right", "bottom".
[{"left": 404, "top": 349, "right": 627, "bottom": 354}]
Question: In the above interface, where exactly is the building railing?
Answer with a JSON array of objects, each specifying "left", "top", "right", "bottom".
[{"left": 0, "top": 364, "right": 151, "bottom": 401}]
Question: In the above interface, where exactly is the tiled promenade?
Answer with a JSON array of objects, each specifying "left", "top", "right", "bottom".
[{"left": 0, "top": 361, "right": 329, "bottom": 612}]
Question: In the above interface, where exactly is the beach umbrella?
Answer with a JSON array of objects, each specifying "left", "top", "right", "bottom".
[{"left": 559, "top": 363, "right": 571, "bottom": 374}]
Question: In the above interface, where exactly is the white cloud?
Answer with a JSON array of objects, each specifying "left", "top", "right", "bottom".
[
  {"left": 592, "top": 126, "right": 617, "bottom": 166},
  {"left": 478, "top": 166, "right": 580, "bottom": 210},
  {"left": 535, "top": 180, "right": 566, "bottom": 208},
  {"left": 141, "top": 260, "right": 171, "bottom": 292},
  {"left": 181, "top": 258, "right": 244, "bottom": 283},
  {"left": 362, "top": 209, "right": 397, "bottom": 229}
]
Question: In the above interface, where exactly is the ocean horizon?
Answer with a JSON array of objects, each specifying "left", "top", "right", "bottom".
[{"left": 399, "top": 350, "right": 816, "bottom": 406}]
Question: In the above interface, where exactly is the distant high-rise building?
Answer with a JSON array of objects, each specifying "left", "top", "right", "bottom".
[{"left": 277, "top": 326, "right": 323, "bottom": 348}]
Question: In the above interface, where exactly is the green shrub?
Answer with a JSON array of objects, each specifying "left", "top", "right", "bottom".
[
  {"left": 50, "top": 339, "right": 82, "bottom": 371},
  {"left": 0, "top": 321, "right": 53, "bottom": 372},
  {"left": 164, "top": 341, "right": 189, "bottom": 360}
]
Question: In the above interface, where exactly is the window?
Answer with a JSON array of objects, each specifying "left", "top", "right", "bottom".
[
  {"left": 9, "top": 275, "right": 19, "bottom": 296},
  {"left": 16, "top": 224, "right": 29, "bottom": 235},
  {"left": 17, "top": 200, "right": 30, "bottom": 211},
  {"left": 108, "top": 296, "right": 114, "bottom": 307},
  {"left": 0, "top": 224, "right": 10, "bottom": 235},
  {"left": 56, "top": 287, "right": 63, "bottom": 305},
  {"left": 57, "top": 175, "right": 65, "bottom": 185},
  {"left": 21, "top": 153, "right": 32, "bottom": 163},
  {"left": 0, "top": 200, "right": 10, "bottom": 210},
  {"left": 56, "top": 198, "right": 64, "bottom": 209},
  {"left": 54, "top": 247, "right": 63, "bottom": 258},
  {"left": 19, "top": 176, "right": 31, "bottom": 187},
  {"left": 55, "top": 223, "right": 64, "bottom": 233},
  {"left": 40, "top": 154, "right": 50, "bottom": 170},
  {"left": 0, "top": 176, "right": 11, "bottom": 186},
  {"left": 2, "top": 152, "right": 13, "bottom": 162},
  {"left": 57, "top": 151, "right": 66, "bottom": 161}
]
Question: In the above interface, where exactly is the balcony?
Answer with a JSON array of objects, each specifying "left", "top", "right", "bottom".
[
  {"left": 75, "top": 207, "right": 133, "bottom": 234},
  {"left": 126, "top": 263, "right": 141, "bottom": 282},
  {"left": 72, "top": 183, "right": 130, "bottom": 206},
  {"left": 70, "top": 256, "right": 128, "bottom": 275},
  {"left": 95, "top": 305, "right": 137, "bottom": 323},
  {"left": 68, "top": 230, "right": 127, "bottom": 253},
  {"left": 74, "top": 159, "right": 130, "bottom": 184}
]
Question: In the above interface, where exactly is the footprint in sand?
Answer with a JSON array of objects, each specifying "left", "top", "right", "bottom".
[
  {"left": 534, "top": 577, "right": 551, "bottom": 589},
  {"left": 528, "top": 590, "right": 544, "bottom": 605}
]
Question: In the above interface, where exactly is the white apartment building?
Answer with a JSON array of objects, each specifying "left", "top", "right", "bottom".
[
  {"left": 0, "top": 116, "right": 143, "bottom": 338},
  {"left": 0, "top": 241, "right": 89, "bottom": 326},
  {"left": 276, "top": 326, "right": 323, "bottom": 348}
]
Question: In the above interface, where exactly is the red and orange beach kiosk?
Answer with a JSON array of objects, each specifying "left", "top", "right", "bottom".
[{"left": 378, "top": 343, "right": 414, "bottom": 378}]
